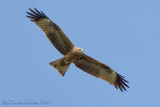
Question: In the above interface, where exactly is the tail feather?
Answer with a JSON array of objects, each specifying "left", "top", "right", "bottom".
[{"left": 49, "top": 57, "right": 71, "bottom": 76}]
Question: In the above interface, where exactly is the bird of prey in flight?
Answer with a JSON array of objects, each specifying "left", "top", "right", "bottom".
[{"left": 26, "top": 8, "right": 129, "bottom": 92}]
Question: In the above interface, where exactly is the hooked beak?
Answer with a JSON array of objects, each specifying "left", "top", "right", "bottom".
[{"left": 81, "top": 48, "right": 84, "bottom": 52}]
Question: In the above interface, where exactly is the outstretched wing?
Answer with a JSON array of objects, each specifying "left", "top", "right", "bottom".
[
  {"left": 74, "top": 54, "right": 129, "bottom": 92},
  {"left": 26, "top": 8, "right": 74, "bottom": 55}
]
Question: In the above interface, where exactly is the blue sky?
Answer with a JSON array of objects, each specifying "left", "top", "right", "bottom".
[{"left": 0, "top": 0, "right": 160, "bottom": 107}]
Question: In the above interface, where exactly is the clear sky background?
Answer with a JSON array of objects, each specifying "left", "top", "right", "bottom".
[{"left": 0, "top": 0, "right": 160, "bottom": 107}]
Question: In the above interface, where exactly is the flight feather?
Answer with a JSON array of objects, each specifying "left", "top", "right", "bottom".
[
  {"left": 26, "top": 8, "right": 74, "bottom": 55},
  {"left": 74, "top": 54, "right": 129, "bottom": 92}
]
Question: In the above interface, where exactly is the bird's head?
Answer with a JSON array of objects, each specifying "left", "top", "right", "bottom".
[
  {"left": 78, "top": 48, "right": 83, "bottom": 52},
  {"left": 72, "top": 47, "right": 83, "bottom": 54}
]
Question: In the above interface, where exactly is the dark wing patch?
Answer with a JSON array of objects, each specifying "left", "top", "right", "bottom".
[
  {"left": 26, "top": 8, "right": 48, "bottom": 22},
  {"left": 26, "top": 8, "right": 74, "bottom": 55},
  {"left": 114, "top": 73, "right": 129, "bottom": 92},
  {"left": 74, "top": 54, "right": 129, "bottom": 92}
]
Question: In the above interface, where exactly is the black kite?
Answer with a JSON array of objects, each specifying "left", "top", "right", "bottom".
[{"left": 26, "top": 8, "right": 129, "bottom": 92}]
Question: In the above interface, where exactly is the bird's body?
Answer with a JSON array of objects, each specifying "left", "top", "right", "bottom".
[
  {"left": 50, "top": 46, "right": 84, "bottom": 76},
  {"left": 26, "top": 8, "right": 129, "bottom": 92}
]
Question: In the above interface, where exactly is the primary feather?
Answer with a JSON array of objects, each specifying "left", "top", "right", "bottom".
[
  {"left": 26, "top": 8, "right": 74, "bottom": 55},
  {"left": 74, "top": 54, "right": 129, "bottom": 92}
]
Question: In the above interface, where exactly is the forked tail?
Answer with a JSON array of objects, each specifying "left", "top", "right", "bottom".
[{"left": 49, "top": 57, "right": 71, "bottom": 76}]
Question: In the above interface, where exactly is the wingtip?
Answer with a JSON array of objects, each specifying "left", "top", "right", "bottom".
[
  {"left": 115, "top": 73, "right": 130, "bottom": 92},
  {"left": 28, "top": 8, "right": 33, "bottom": 12},
  {"left": 26, "top": 8, "right": 49, "bottom": 22},
  {"left": 34, "top": 7, "right": 37, "bottom": 10}
]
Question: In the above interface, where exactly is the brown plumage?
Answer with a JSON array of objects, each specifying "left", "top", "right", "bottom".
[
  {"left": 27, "top": 8, "right": 74, "bottom": 55},
  {"left": 26, "top": 8, "right": 129, "bottom": 92}
]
